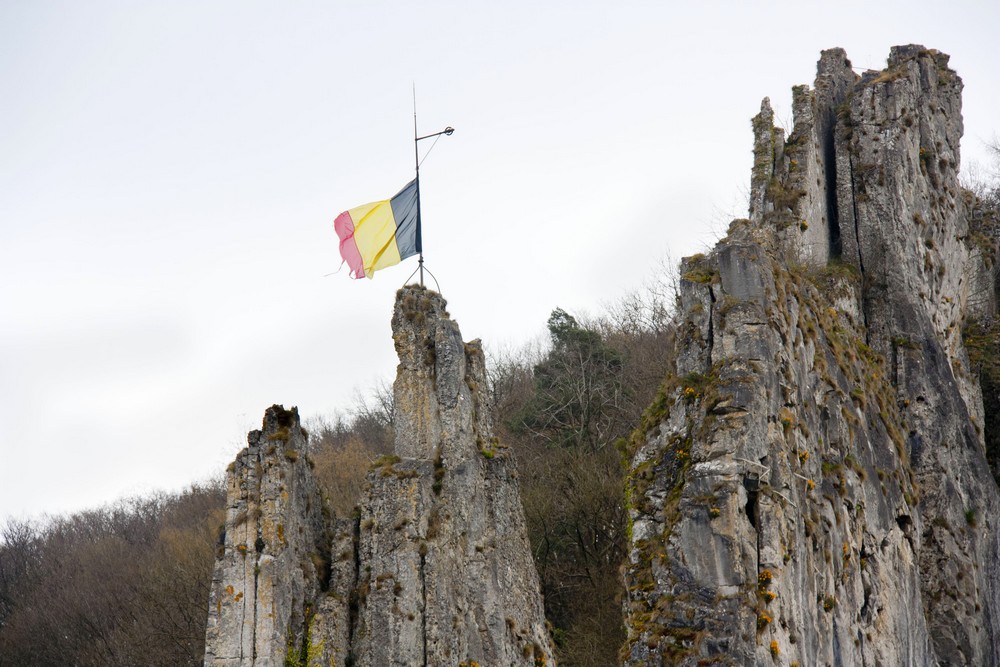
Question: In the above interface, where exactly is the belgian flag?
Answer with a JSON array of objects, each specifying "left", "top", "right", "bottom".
[{"left": 334, "top": 179, "right": 419, "bottom": 279}]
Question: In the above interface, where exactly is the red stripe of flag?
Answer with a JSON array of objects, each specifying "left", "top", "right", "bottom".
[{"left": 334, "top": 211, "right": 365, "bottom": 279}]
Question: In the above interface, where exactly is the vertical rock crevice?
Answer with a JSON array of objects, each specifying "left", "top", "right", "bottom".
[{"left": 844, "top": 151, "right": 872, "bottom": 340}]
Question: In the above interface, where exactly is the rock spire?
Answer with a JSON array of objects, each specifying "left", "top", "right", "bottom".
[{"left": 204, "top": 286, "right": 554, "bottom": 666}]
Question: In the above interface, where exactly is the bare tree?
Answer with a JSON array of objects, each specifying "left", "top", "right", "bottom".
[
  {"left": 0, "top": 484, "right": 224, "bottom": 667},
  {"left": 494, "top": 275, "right": 678, "bottom": 666}
]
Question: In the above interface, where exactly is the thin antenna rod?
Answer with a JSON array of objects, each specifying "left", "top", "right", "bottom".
[{"left": 413, "top": 84, "right": 423, "bottom": 287}]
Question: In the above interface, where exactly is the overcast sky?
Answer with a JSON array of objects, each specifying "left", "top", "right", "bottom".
[{"left": 2, "top": 1, "right": 998, "bottom": 520}]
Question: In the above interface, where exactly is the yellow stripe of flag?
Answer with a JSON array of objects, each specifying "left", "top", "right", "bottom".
[{"left": 349, "top": 199, "right": 403, "bottom": 276}]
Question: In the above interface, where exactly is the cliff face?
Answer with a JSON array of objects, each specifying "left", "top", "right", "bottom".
[
  {"left": 622, "top": 46, "right": 1000, "bottom": 665},
  {"left": 204, "top": 287, "right": 554, "bottom": 667}
]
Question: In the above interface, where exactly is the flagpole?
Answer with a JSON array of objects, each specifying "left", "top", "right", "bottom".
[
  {"left": 411, "top": 85, "right": 454, "bottom": 290},
  {"left": 413, "top": 86, "right": 423, "bottom": 287}
]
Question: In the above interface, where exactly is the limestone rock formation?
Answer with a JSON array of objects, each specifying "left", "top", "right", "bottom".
[
  {"left": 204, "top": 406, "right": 329, "bottom": 667},
  {"left": 622, "top": 46, "right": 1000, "bottom": 665},
  {"left": 204, "top": 287, "right": 554, "bottom": 666},
  {"left": 203, "top": 44, "right": 1000, "bottom": 667}
]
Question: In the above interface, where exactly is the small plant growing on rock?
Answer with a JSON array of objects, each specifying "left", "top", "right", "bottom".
[
  {"left": 770, "top": 640, "right": 780, "bottom": 658},
  {"left": 850, "top": 387, "right": 866, "bottom": 407},
  {"left": 478, "top": 436, "right": 501, "bottom": 460},
  {"left": 269, "top": 427, "right": 290, "bottom": 442},
  {"left": 757, "top": 611, "right": 773, "bottom": 631},
  {"left": 681, "top": 254, "right": 718, "bottom": 284},
  {"left": 777, "top": 406, "right": 796, "bottom": 435}
]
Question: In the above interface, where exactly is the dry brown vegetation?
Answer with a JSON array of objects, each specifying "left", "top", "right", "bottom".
[
  {"left": 963, "top": 141, "right": 1000, "bottom": 484},
  {"left": 495, "top": 291, "right": 675, "bottom": 666},
  {"left": 0, "top": 265, "right": 678, "bottom": 666},
  {"left": 306, "top": 382, "right": 394, "bottom": 516},
  {"left": 0, "top": 483, "right": 225, "bottom": 667}
]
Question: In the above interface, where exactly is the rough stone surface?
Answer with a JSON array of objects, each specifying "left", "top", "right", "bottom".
[
  {"left": 351, "top": 286, "right": 554, "bottom": 667},
  {"left": 623, "top": 46, "right": 1000, "bottom": 666},
  {"left": 205, "top": 288, "right": 554, "bottom": 667},
  {"left": 204, "top": 405, "right": 328, "bottom": 667}
]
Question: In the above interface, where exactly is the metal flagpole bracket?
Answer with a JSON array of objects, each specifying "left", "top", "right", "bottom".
[{"left": 416, "top": 127, "right": 455, "bottom": 142}]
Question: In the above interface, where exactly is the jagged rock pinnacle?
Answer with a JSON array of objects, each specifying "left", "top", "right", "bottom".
[
  {"left": 351, "top": 286, "right": 553, "bottom": 666},
  {"left": 205, "top": 289, "right": 555, "bottom": 667},
  {"left": 203, "top": 405, "right": 329, "bottom": 667}
]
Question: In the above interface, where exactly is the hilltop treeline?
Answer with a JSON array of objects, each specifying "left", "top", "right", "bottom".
[
  {"left": 0, "top": 264, "right": 677, "bottom": 666},
  {"left": 0, "top": 485, "right": 225, "bottom": 666}
]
